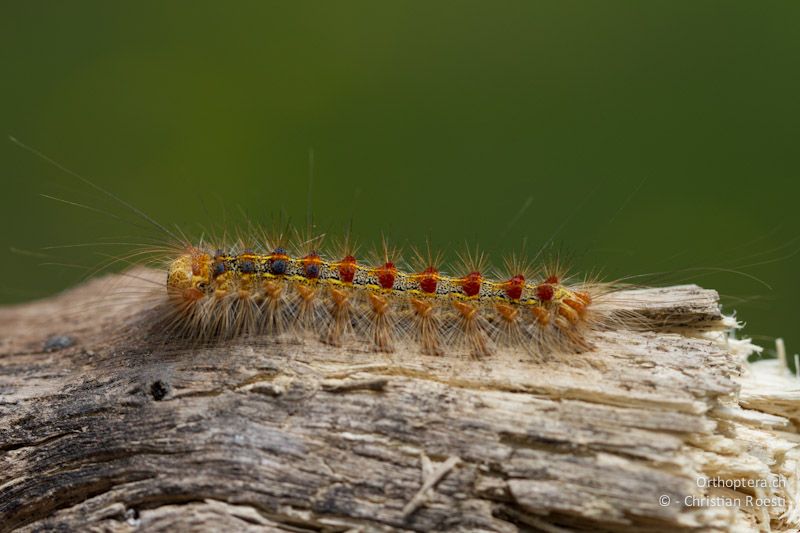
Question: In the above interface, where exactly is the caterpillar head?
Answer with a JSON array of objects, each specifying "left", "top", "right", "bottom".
[{"left": 167, "top": 252, "right": 209, "bottom": 302}]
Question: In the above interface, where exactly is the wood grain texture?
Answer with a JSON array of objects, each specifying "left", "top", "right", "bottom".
[{"left": 0, "top": 269, "right": 797, "bottom": 532}]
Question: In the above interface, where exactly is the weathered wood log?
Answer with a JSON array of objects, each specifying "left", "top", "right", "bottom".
[{"left": 0, "top": 269, "right": 797, "bottom": 532}]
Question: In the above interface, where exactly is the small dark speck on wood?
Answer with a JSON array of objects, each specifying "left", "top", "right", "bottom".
[{"left": 150, "top": 380, "right": 169, "bottom": 401}]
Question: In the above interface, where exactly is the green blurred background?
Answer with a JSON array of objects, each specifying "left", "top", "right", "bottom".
[{"left": 1, "top": 2, "right": 798, "bottom": 362}]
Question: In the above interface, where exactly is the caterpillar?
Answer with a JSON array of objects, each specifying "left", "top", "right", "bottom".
[{"left": 157, "top": 239, "right": 605, "bottom": 358}]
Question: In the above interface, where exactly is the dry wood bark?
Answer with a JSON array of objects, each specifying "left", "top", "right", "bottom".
[{"left": 0, "top": 269, "right": 798, "bottom": 532}]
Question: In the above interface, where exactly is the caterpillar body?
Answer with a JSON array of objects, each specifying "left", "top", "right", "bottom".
[{"left": 160, "top": 243, "right": 605, "bottom": 358}]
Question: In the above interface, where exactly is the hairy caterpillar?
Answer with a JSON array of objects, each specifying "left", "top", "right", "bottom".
[{"left": 158, "top": 239, "right": 605, "bottom": 358}]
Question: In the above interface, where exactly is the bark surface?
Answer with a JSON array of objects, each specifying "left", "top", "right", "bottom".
[{"left": 0, "top": 270, "right": 797, "bottom": 532}]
